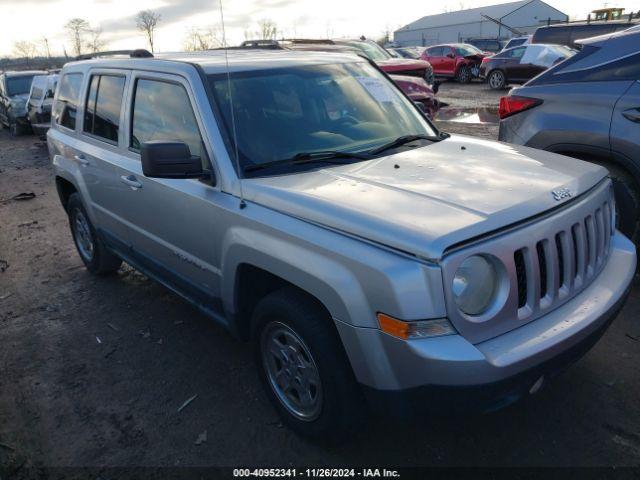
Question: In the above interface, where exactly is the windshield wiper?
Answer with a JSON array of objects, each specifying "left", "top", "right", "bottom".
[
  {"left": 367, "top": 134, "right": 440, "bottom": 156},
  {"left": 243, "top": 150, "right": 372, "bottom": 173}
]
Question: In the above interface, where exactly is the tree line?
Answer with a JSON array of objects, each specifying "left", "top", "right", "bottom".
[{"left": 10, "top": 11, "right": 287, "bottom": 61}]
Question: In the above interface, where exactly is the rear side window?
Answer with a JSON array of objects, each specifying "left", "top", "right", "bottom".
[
  {"left": 533, "top": 46, "right": 640, "bottom": 84},
  {"left": 53, "top": 73, "right": 83, "bottom": 130},
  {"left": 427, "top": 47, "right": 443, "bottom": 56},
  {"left": 83, "top": 74, "right": 125, "bottom": 143},
  {"left": 30, "top": 87, "right": 44, "bottom": 100},
  {"left": 130, "top": 79, "right": 204, "bottom": 158}
]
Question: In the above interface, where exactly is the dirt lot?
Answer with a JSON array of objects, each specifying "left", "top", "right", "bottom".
[{"left": 1, "top": 82, "right": 640, "bottom": 474}]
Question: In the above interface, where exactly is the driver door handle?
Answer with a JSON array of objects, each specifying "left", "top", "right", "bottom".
[
  {"left": 622, "top": 108, "right": 640, "bottom": 123},
  {"left": 120, "top": 174, "right": 143, "bottom": 189},
  {"left": 74, "top": 154, "right": 89, "bottom": 166}
]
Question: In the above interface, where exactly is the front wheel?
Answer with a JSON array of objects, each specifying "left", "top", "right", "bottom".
[
  {"left": 9, "top": 122, "right": 20, "bottom": 137},
  {"left": 456, "top": 65, "right": 471, "bottom": 83},
  {"left": 488, "top": 70, "right": 506, "bottom": 90},
  {"left": 252, "top": 288, "right": 365, "bottom": 441}
]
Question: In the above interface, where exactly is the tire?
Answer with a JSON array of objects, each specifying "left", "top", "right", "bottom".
[
  {"left": 67, "top": 193, "right": 122, "bottom": 274},
  {"left": 9, "top": 122, "right": 20, "bottom": 137},
  {"left": 456, "top": 65, "right": 471, "bottom": 84},
  {"left": 488, "top": 70, "right": 506, "bottom": 90},
  {"left": 251, "top": 287, "right": 365, "bottom": 441}
]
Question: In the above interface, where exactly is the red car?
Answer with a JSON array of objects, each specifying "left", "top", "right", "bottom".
[{"left": 421, "top": 43, "right": 488, "bottom": 83}]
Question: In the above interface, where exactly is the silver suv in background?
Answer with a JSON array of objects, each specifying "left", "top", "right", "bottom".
[
  {"left": 48, "top": 49, "right": 635, "bottom": 440},
  {"left": 27, "top": 73, "right": 59, "bottom": 136},
  {"left": 499, "top": 27, "right": 640, "bottom": 243}
]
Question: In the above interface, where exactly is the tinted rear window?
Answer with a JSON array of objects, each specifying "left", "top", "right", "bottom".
[
  {"left": 532, "top": 46, "right": 640, "bottom": 84},
  {"left": 83, "top": 74, "right": 125, "bottom": 143},
  {"left": 53, "top": 73, "right": 83, "bottom": 130}
]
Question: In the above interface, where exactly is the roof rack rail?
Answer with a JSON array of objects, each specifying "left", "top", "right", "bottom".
[
  {"left": 76, "top": 49, "right": 154, "bottom": 61},
  {"left": 238, "top": 40, "right": 283, "bottom": 49}
]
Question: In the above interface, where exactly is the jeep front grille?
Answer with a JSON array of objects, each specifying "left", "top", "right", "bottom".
[{"left": 513, "top": 199, "right": 614, "bottom": 318}]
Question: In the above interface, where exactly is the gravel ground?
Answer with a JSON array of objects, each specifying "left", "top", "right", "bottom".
[{"left": 1, "top": 82, "right": 640, "bottom": 475}]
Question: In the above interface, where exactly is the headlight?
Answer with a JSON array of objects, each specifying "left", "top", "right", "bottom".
[{"left": 452, "top": 255, "right": 497, "bottom": 315}]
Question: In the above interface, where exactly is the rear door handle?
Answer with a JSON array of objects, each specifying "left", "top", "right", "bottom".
[
  {"left": 622, "top": 108, "right": 640, "bottom": 123},
  {"left": 120, "top": 174, "right": 143, "bottom": 189},
  {"left": 73, "top": 154, "right": 89, "bottom": 166}
]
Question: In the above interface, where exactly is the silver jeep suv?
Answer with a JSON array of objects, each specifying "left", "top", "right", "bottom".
[{"left": 48, "top": 49, "right": 635, "bottom": 439}]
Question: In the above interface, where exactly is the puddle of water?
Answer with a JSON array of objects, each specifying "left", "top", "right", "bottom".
[{"left": 435, "top": 107, "right": 499, "bottom": 124}]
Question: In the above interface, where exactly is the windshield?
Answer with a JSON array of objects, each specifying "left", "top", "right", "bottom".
[
  {"left": 340, "top": 40, "right": 392, "bottom": 61},
  {"left": 7, "top": 75, "right": 35, "bottom": 96},
  {"left": 208, "top": 62, "right": 436, "bottom": 175},
  {"left": 456, "top": 45, "right": 483, "bottom": 56}
]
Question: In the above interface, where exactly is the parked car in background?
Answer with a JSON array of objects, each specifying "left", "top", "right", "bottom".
[
  {"left": 388, "top": 46, "right": 425, "bottom": 59},
  {"left": 238, "top": 39, "right": 439, "bottom": 116},
  {"left": 421, "top": 43, "right": 488, "bottom": 83},
  {"left": 480, "top": 44, "right": 576, "bottom": 90},
  {"left": 531, "top": 20, "right": 638, "bottom": 48},
  {"left": 27, "top": 73, "right": 59, "bottom": 136},
  {"left": 330, "top": 38, "right": 435, "bottom": 85},
  {"left": 465, "top": 38, "right": 504, "bottom": 53},
  {"left": 0, "top": 70, "right": 46, "bottom": 136},
  {"left": 49, "top": 49, "right": 636, "bottom": 440},
  {"left": 501, "top": 35, "right": 531, "bottom": 51},
  {"left": 499, "top": 27, "right": 640, "bottom": 242}
]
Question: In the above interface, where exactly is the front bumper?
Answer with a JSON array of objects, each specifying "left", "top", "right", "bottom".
[{"left": 335, "top": 232, "right": 635, "bottom": 412}]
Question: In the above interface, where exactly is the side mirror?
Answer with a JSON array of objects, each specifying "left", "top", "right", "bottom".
[
  {"left": 447, "top": 53, "right": 456, "bottom": 59},
  {"left": 45, "top": 89, "right": 54, "bottom": 99},
  {"left": 141, "top": 140, "right": 203, "bottom": 179},
  {"left": 432, "top": 81, "right": 440, "bottom": 94}
]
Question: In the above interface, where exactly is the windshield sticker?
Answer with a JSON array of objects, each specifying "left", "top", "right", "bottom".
[{"left": 356, "top": 76, "right": 396, "bottom": 103}]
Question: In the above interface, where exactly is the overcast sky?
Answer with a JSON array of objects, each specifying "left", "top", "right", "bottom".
[{"left": 2, "top": 0, "right": 638, "bottom": 57}]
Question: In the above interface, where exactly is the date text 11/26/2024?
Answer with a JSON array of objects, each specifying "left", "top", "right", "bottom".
[{"left": 233, "top": 469, "right": 401, "bottom": 478}]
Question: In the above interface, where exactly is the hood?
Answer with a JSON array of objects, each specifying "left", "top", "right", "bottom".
[
  {"left": 11, "top": 93, "right": 29, "bottom": 104},
  {"left": 243, "top": 135, "right": 607, "bottom": 261},
  {"left": 388, "top": 74, "right": 435, "bottom": 97},
  {"left": 377, "top": 58, "right": 430, "bottom": 73}
]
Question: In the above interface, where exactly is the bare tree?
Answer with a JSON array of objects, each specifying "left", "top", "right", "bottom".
[
  {"left": 65, "top": 18, "right": 91, "bottom": 56},
  {"left": 184, "top": 27, "right": 223, "bottom": 51},
  {"left": 87, "top": 28, "right": 107, "bottom": 53},
  {"left": 13, "top": 40, "right": 37, "bottom": 59},
  {"left": 136, "top": 10, "right": 161, "bottom": 52},
  {"left": 258, "top": 19, "right": 278, "bottom": 40}
]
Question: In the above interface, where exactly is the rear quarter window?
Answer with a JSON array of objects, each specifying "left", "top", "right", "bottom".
[
  {"left": 531, "top": 47, "right": 640, "bottom": 84},
  {"left": 53, "top": 73, "right": 84, "bottom": 131}
]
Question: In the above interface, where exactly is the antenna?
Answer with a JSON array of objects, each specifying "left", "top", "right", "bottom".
[{"left": 218, "top": 0, "right": 245, "bottom": 209}]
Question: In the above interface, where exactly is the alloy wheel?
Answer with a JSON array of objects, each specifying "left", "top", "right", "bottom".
[
  {"left": 489, "top": 71, "right": 505, "bottom": 89},
  {"left": 261, "top": 321, "right": 323, "bottom": 421},
  {"left": 73, "top": 208, "right": 95, "bottom": 261}
]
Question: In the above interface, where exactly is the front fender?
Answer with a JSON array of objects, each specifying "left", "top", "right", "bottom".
[{"left": 221, "top": 227, "right": 367, "bottom": 325}]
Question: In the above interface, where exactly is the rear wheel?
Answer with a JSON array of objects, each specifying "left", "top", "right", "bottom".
[
  {"left": 488, "top": 70, "right": 506, "bottom": 90},
  {"left": 67, "top": 193, "right": 122, "bottom": 274},
  {"left": 456, "top": 65, "right": 471, "bottom": 83},
  {"left": 252, "top": 287, "right": 365, "bottom": 441}
]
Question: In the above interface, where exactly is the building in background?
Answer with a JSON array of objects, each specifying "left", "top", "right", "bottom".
[{"left": 394, "top": 0, "right": 568, "bottom": 47}]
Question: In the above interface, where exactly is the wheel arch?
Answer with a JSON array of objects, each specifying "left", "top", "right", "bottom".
[
  {"left": 221, "top": 236, "right": 370, "bottom": 341},
  {"left": 55, "top": 175, "right": 79, "bottom": 211}
]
